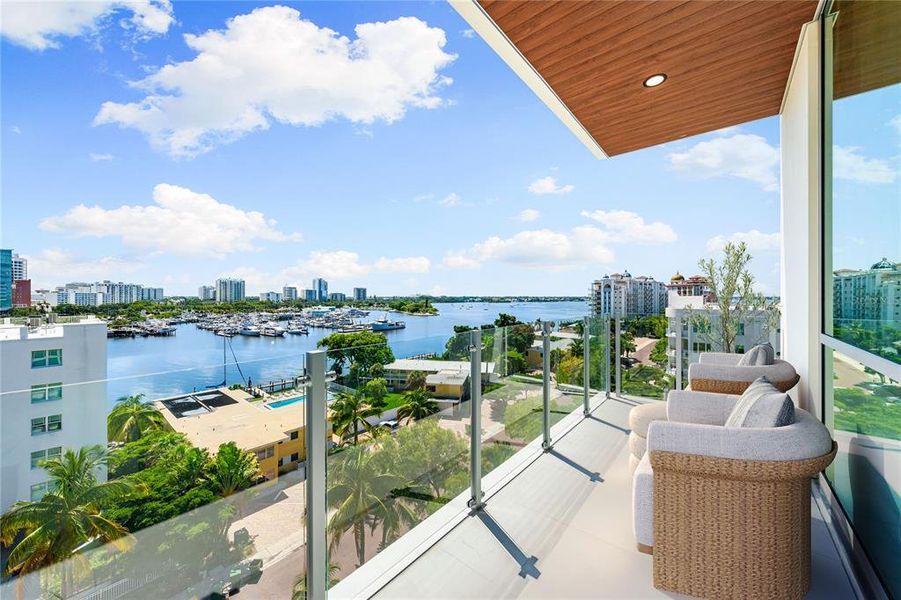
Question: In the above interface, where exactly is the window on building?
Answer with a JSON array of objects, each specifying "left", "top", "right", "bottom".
[
  {"left": 47, "top": 414, "right": 62, "bottom": 432},
  {"left": 30, "top": 446, "right": 62, "bottom": 469},
  {"left": 735, "top": 345, "right": 745, "bottom": 354},
  {"left": 31, "top": 417, "right": 47, "bottom": 435},
  {"left": 31, "top": 349, "right": 62, "bottom": 368},
  {"left": 737, "top": 323, "right": 746, "bottom": 336},
  {"left": 30, "top": 481, "right": 58, "bottom": 501},
  {"left": 31, "top": 383, "right": 63, "bottom": 403},
  {"left": 291, "top": 452, "right": 300, "bottom": 462},
  {"left": 290, "top": 430, "right": 299, "bottom": 440}
]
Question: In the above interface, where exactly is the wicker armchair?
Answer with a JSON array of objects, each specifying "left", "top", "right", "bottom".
[
  {"left": 689, "top": 352, "right": 800, "bottom": 394},
  {"left": 632, "top": 390, "right": 836, "bottom": 600}
]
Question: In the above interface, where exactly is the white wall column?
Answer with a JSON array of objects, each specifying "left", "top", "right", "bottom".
[{"left": 779, "top": 20, "right": 822, "bottom": 416}]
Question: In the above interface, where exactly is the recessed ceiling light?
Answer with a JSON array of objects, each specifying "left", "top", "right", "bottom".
[{"left": 643, "top": 74, "right": 667, "bottom": 88}]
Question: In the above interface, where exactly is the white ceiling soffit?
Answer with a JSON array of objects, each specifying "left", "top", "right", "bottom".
[{"left": 449, "top": 0, "right": 608, "bottom": 160}]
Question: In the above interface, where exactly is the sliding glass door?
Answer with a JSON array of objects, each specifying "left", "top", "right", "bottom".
[{"left": 822, "top": 1, "right": 901, "bottom": 596}]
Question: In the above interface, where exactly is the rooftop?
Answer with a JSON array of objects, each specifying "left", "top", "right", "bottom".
[
  {"left": 385, "top": 359, "right": 496, "bottom": 373},
  {"left": 155, "top": 388, "right": 293, "bottom": 453},
  {"left": 0, "top": 316, "right": 105, "bottom": 341}
]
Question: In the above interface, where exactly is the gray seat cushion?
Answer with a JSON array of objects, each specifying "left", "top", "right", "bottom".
[
  {"left": 737, "top": 343, "right": 775, "bottom": 366},
  {"left": 628, "top": 401, "right": 668, "bottom": 437},
  {"left": 725, "top": 377, "right": 795, "bottom": 428},
  {"left": 632, "top": 453, "right": 654, "bottom": 547}
]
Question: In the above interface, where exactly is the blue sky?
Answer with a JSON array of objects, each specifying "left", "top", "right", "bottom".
[{"left": 1, "top": 1, "right": 896, "bottom": 297}]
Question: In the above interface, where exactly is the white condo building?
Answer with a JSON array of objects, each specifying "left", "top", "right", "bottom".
[
  {"left": 198, "top": 285, "right": 216, "bottom": 301},
  {"left": 0, "top": 316, "right": 108, "bottom": 512},
  {"left": 665, "top": 291, "right": 781, "bottom": 387},
  {"left": 216, "top": 278, "right": 246, "bottom": 303},
  {"left": 833, "top": 258, "right": 901, "bottom": 325},
  {"left": 283, "top": 286, "right": 298, "bottom": 301},
  {"left": 11, "top": 253, "right": 27, "bottom": 281},
  {"left": 591, "top": 271, "right": 667, "bottom": 317}
]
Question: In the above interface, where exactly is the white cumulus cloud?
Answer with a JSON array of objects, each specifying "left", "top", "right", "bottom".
[
  {"left": 667, "top": 133, "right": 779, "bottom": 191},
  {"left": 470, "top": 226, "right": 614, "bottom": 270},
  {"left": 579, "top": 210, "right": 676, "bottom": 243},
  {"left": 832, "top": 145, "right": 896, "bottom": 184},
  {"left": 439, "top": 193, "right": 461, "bottom": 208},
  {"left": 1, "top": 0, "right": 173, "bottom": 50},
  {"left": 706, "top": 230, "right": 781, "bottom": 253},
  {"left": 515, "top": 208, "right": 540, "bottom": 223},
  {"left": 528, "top": 176, "right": 574, "bottom": 195},
  {"left": 442, "top": 252, "right": 481, "bottom": 270},
  {"left": 93, "top": 6, "right": 456, "bottom": 157},
  {"left": 39, "top": 183, "right": 302, "bottom": 258},
  {"left": 89, "top": 153, "right": 114, "bottom": 161},
  {"left": 25, "top": 249, "right": 144, "bottom": 287},
  {"left": 374, "top": 256, "right": 431, "bottom": 273}
]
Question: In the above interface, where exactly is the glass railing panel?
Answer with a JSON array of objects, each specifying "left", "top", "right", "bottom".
[
  {"left": 323, "top": 327, "right": 472, "bottom": 587},
  {"left": 0, "top": 335, "right": 308, "bottom": 600},
  {"left": 587, "top": 315, "right": 611, "bottom": 396},
  {"left": 617, "top": 315, "right": 673, "bottom": 400},
  {"left": 546, "top": 317, "right": 587, "bottom": 418},
  {"left": 479, "top": 322, "right": 546, "bottom": 480}
]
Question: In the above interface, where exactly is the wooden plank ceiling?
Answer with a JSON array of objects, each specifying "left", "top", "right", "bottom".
[{"left": 478, "top": 0, "right": 818, "bottom": 156}]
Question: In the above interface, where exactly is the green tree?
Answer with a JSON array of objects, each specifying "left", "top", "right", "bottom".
[
  {"left": 397, "top": 389, "right": 439, "bottom": 423},
  {"left": 506, "top": 324, "right": 536, "bottom": 355},
  {"left": 498, "top": 350, "right": 527, "bottom": 375},
  {"left": 406, "top": 370, "right": 427, "bottom": 391},
  {"left": 317, "top": 331, "right": 395, "bottom": 379},
  {"left": 206, "top": 442, "right": 258, "bottom": 497},
  {"left": 388, "top": 420, "right": 468, "bottom": 500},
  {"left": 0, "top": 446, "right": 140, "bottom": 595},
  {"left": 362, "top": 377, "right": 389, "bottom": 413},
  {"left": 691, "top": 241, "right": 780, "bottom": 353},
  {"left": 107, "top": 394, "right": 167, "bottom": 443},
  {"left": 443, "top": 325, "right": 475, "bottom": 360},
  {"left": 650, "top": 338, "right": 669, "bottom": 367},
  {"left": 293, "top": 564, "right": 341, "bottom": 600},
  {"left": 556, "top": 354, "right": 584, "bottom": 386},
  {"left": 494, "top": 313, "right": 519, "bottom": 327},
  {"left": 329, "top": 390, "right": 379, "bottom": 445},
  {"left": 327, "top": 446, "right": 405, "bottom": 567}
]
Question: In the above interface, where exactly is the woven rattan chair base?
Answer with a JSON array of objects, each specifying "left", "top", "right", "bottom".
[
  {"left": 691, "top": 373, "right": 801, "bottom": 395},
  {"left": 649, "top": 443, "right": 837, "bottom": 600}
]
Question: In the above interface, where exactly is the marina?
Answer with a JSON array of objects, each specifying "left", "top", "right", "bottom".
[{"left": 105, "top": 301, "right": 589, "bottom": 406}]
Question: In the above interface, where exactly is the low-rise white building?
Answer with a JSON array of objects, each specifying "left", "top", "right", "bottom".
[{"left": 0, "top": 316, "right": 108, "bottom": 512}]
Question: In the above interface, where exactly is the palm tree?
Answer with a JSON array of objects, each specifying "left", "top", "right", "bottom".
[
  {"left": 329, "top": 391, "right": 379, "bottom": 446},
  {"left": 0, "top": 446, "right": 141, "bottom": 597},
  {"left": 326, "top": 446, "right": 404, "bottom": 567},
  {"left": 396, "top": 389, "right": 439, "bottom": 423},
  {"left": 107, "top": 394, "right": 167, "bottom": 443},
  {"left": 206, "top": 442, "right": 258, "bottom": 497},
  {"left": 406, "top": 370, "right": 427, "bottom": 391},
  {"left": 291, "top": 563, "right": 341, "bottom": 600}
]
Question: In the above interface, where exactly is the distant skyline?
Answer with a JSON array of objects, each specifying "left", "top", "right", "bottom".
[{"left": 2, "top": 2, "right": 897, "bottom": 297}]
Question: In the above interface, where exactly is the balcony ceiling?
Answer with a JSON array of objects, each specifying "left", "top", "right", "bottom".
[{"left": 465, "top": 0, "right": 818, "bottom": 156}]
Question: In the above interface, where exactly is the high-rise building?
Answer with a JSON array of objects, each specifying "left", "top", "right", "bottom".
[
  {"left": 353, "top": 287, "right": 367, "bottom": 301},
  {"left": 283, "top": 286, "right": 298, "bottom": 301},
  {"left": 215, "top": 278, "right": 246, "bottom": 303},
  {"left": 303, "top": 288, "right": 317, "bottom": 302},
  {"left": 260, "top": 291, "right": 282, "bottom": 303},
  {"left": 0, "top": 249, "right": 12, "bottom": 312},
  {"left": 312, "top": 278, "right": 328, "bottom": 301},
  {"left": 328, "top": 292, "right": 346, "bottom": 301},
  {"left": 11, "top": 253, "right": 27, "bottom": 281},
  {"left": 0, "top": 316, "right": 108, "bottom": 512},
  {"left": 833, "top": 258, "right": 901, "bottom": 324},
  {"left": 198, "top": 285, "right": 216, "bottom": 301},
  {"left": 591, "top": 271, "right": 667, "bottom": 317},
  {"left": 141, "top": 287, "right": 164, "bottom": 301},
  {"left": 12, "top": 280, "right": 31, "bottom": 307}
]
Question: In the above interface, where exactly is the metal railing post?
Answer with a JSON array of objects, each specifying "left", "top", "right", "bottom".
[
  {"left": 615, "top": 317, "right": 622, "bottom": 396},
  {"left": 542, "top": 321, "right": 552, "bottom": 450},
  {"left": 469, "top": 329, "right": 484, "bottom": 510},
  {"left": 582, "top": 316, "right": 590, "bottom": 416},
  {"left": 304, "top": 350, "right": 328, "bottom": 599},
  {"left": 605, "top": 317, "right": 611, "bottom": 398},
  {"left": 675, "top": 317, "right": 683, "bottom": 391}
]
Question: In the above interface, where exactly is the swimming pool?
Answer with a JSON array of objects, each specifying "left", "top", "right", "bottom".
[{"left": 266, "top": 396, "right": 303, "bottom": 409}]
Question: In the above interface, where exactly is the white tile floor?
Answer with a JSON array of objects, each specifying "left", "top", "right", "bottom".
[{"left": 373, "top": 396, "right": 860, "bottom": 600}]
